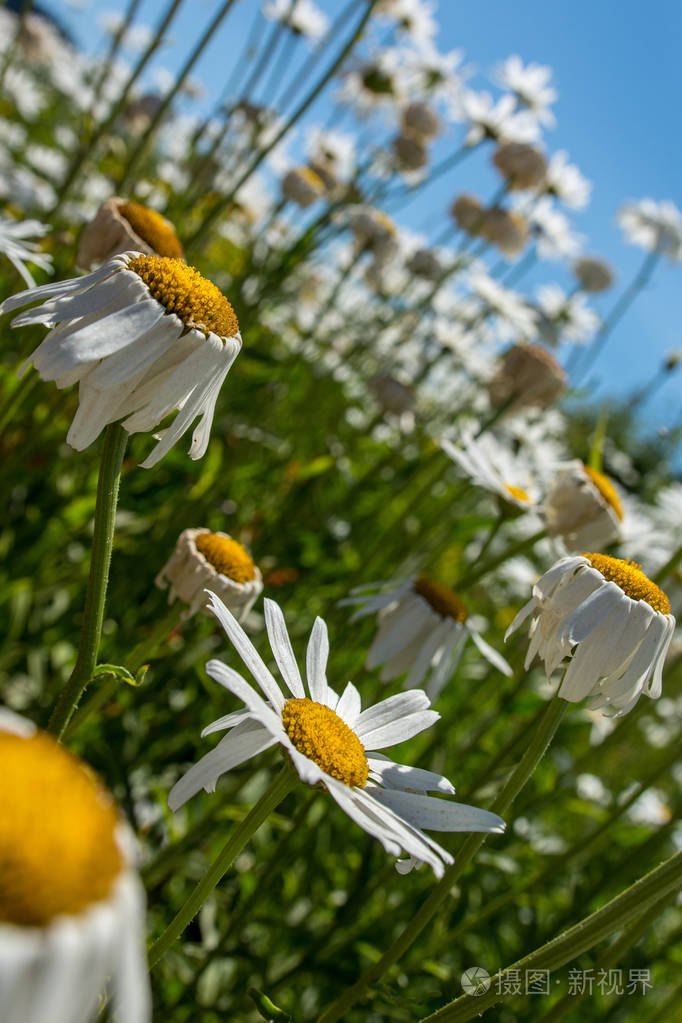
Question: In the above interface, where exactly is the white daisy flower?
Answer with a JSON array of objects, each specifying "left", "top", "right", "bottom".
[
  {"left": 535, "top": 284, "right": 600, "bottom": 346},
  {"left": 617, "top": 199, "right": 682, "bottom": 262},
  {"left": 0, "top": 709, "right": 150, "bottom": 1023},
  {"left": 263, "top": 0, "right": 330, "bottom": 41},
  {"left": 544, "top": 151, "right": 591, "bottom": 209},
  {"left": 344, "top": 577, "right": 512, "bottom": 700},
  {"left": 441, "top": 428, "right": 542, "bottom": 511},
  {"left": 543, "top": 463, "right": 623, "bottom": 552},
  {"left": 462, "top": 90, "right": 540, "bottom": 146},
  {"left": 506, "top": 554, "right": 675, "bottom": 716},
  {"left": 156, "top": 528, "right": 263, "bottom": 619},
  {"left": 0, "top": 215, "right": 53, "bottom": 288},
  {"left": 77, "top": 198, "right": 184, "bottom": 270},
  {"left": 495, "top": 55, "right": 557, "bottom": 128},
  {"left": 0, "top": 253, "right": 242, "bottom": 468},
  {"left": 168, "top": 594, "right": 505, "bottom": 878}
]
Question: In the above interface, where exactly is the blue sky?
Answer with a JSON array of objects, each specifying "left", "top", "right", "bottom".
[{"left": 56, "top": 0, "right": 682, "bottom": 438}]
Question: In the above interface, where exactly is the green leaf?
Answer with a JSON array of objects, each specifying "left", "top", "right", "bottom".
[
  {"left": 247, "top": 987, "right": 293, "bottom": 1021},
  {"left": 92, "top": 663, "right": 148, "bottom": 687}
]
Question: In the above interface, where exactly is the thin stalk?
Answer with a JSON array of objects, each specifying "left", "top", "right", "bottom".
[
  {"left": 185, "top": 0, "right": 379, "bottom": 252},
  {"left": 116, "top": 0, "right": 239, "bottom": 191},
  {"left": 63, "top": 602, "right": 183, "bottom": 740},
  {"left": 419, "top": 850, "right": 682, "bottom": 1023},
  {"left": 573, "top": 248, "right": 661, "bottom": 384},
  {"left": 47, "top": 424, "right": 128, "bottom": 739},
  {"left": 88, "top": 0, "right": 144, "bottom": 116},
  {"left": 148, "top": 765, "right": 296, "bottom": 969},
  {"left": 317, "top": 697, "right": 568, "bottom": 1023},
  {"left": 532, "top": 891, "right": 677, "bottom": 1023}
]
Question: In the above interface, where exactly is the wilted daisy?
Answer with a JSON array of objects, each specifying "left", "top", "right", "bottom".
[
  {"left": 0, "top": 709, "right": 150, "bottom": 1023},
  {"left": 1, "top": 253, "right": 242, "bottom": 468},
  {"left": 344, "top": 577, "right": 512, "bottom": 700},
  {"left": 572, "top": 256, "right": 613, "bottom": 293},
  {"left": 492, "top": 142, "right": 548, "bottom": 192},
  {"left": 77, "top": 197, "right": 184, "bottom": 270},
  {"left": 168, "top": 594, "right": 505, "bottom": 878},
  {"left": 0, "top": 215, "right": 53, "bottom": 288},
  {"left": 544, "top": 463, "right": 623, "bottom": 552},
  {"left": 281, "top": 165, "right": 326, "bottom": 208},
  {"left": 488, "top": 342, "right": 567, "bottom": 411},
  {"left": 156, "top": 528, "right": 263, "bottom": 618},
  {"left": 506, "top": 554, "right": 675, "bottom": 715}
]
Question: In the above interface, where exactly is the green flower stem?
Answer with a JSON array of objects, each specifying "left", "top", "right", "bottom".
[
  {"left": 457, "top": 527, "right": 548, "bottom": 591},
  {"left": 148, "top": 765, "right": 296, "bottom": 970},
  {"left": 419, "top": 850, "right": 682, "bottom": 1023},
  {"left": 532, "top": 891, "right": 676, "bottom": 1023},
  {"left": 317, "top": 697, "right": 567, "bottom": 1023},
  {"left": 572, "top": 248, "right": 661, "bottom": 384},
  {"left": 449, "top": 757, "right": 682, "bottom": 949},
  {"left": 48, "top": 424, "right": 128, "bottom": 740},
  {"left": 64, "top": 603, "right": 184, "bottom": 740}
]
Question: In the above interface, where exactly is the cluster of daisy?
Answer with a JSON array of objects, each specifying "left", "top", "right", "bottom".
[{"left": 0, "top": 2, "right": 681, "bottom": 1022}]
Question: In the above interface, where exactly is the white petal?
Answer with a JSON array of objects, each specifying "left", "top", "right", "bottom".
[
  {"left": 370, "top": 788, "right": 506, "bottom": 833},
  {"left": 359, "top": 709, "right": 440, "bottom": 750},
  {"left": 470, "top": 629, "right": 513, "bottom": 676},
  {"left": 306, "top": 616, "right": 329, "bottom": 704},
  {"left": 335, "top": 681, "right": 362, "bottom": 727},
  {"left": 205, "top": 660, "right": 284, "bottom": 734},
  {"left": 355, "top": 690, "right": 430, "bottom": 736},
  {"left": 200, "top": 710, "right": 252, "bottom": 737},
  {"left": 403, "top": 618, "right": 453, "bottom": 690},
  {"left": 263, "top": 598, "right": 305, "bottom": 698},
  {"left": 367, "top": 756, "right": 455, "bottom": 794},
  {"left": 557, "top": 583, "right": 626, "bottom": 645},
  {"left": 205, "top": 591, "right": 285, "bottom": 710},
  {"left": 505, "top": 596, "right": 536, "bottom": 640},
  {"left": 168, "top": 721, "right": 275, "bottom": 810}
]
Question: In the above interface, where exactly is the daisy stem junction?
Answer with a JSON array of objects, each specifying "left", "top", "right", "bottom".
[
  {"left": 419, "top": 850, "right": 682, "bottom": 1023},
  {"left": 317, "top": 696, "right": 568, "bottom": 1023},
  {"left": 48, "top": 423, "right": 128, "bottom": 740},
  {"left": 147, "top": 764, "right": 296, "bottom": 969}
]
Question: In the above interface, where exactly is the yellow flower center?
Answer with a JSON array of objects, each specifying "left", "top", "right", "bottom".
[
  {"left": 281, "top": 698, "right": 368, "bottom": 787},
  {"left": 195, "top": 532, "right": 256, "bottom": 583},
  {"left": 119, "top": 200, "right": 185, "bottom": 260},
  {"left": 0, "top": 730, "right": 122, "bottom": 927},
  {"left": 414, "top": 577, "right": 469, "bottom": 623},
  {"left": 504, "top": 484, "right": 532, "bottom": 504},
  {"left": 584, "top": 553, "right": 670, "bottom": 615},
  {"left": 583, "top": 466, "right": 624, "bottom": 521},
  {"left": 127, "top": 255, "right": 239, "bottom": 338}
]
